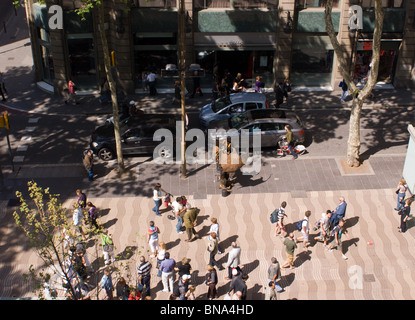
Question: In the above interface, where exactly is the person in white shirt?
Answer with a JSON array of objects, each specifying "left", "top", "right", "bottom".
[
  {"left": 152, "top": 183, "right": 168, "bottom": 216},
  {"left": 147, "top": 71, "right": 157, "bottom": 95},
  {"left": 208, "top": 217, "right": 223, "bottom": 254},
  {"left": 296, "top": 210, "right": 311, "bottom": 251},
  {"left": 172, "top": 197, "right": 186, "bottom": 234}
]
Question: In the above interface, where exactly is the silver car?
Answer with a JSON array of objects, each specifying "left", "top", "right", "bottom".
[
  {"left": 199, "top": 92, "right": 269, "bottom": 127},
  {"left": 207, "top": 108, "right": 305, "bottom": 148}
]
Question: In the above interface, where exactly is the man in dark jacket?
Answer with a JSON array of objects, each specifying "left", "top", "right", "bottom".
[{"left": 274, "top": 82, "right": 287, "bottom": 108}]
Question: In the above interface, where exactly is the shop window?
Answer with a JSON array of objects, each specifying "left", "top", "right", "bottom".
[
  {"left": 135, "top": 0, "right": 177, "bottom": 7},
  {"left": 36, "top": 27, "right": 54, "bottom": 85},
  {"left": 295, "top": 0, "right": 339, "bottom": 8},
  {"left": 360, "top": 0, "right": 404, "bottom": 7},
  {"left": 194, "top": 0, "right": 277, "bottom": 8}
]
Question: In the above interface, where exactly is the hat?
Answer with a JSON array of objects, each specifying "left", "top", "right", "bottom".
[
  {"left": 129, "top": 100, "right": 135, "bottom": 105},
  {"left": 182, "top": 274, "right": 191, "bottom": 280}
]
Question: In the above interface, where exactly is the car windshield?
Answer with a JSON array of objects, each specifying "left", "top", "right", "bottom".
[
  {"left": 212, "top": 96, "right": 232, "bottom": 113},
  {"left": 229, "top": 112, "right": 249, "bottom": 129},
  {"left": 229, "top": 109, "right": 287, "bottom": 129}
]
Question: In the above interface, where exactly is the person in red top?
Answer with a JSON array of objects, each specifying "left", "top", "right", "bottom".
[
  {"left": 128, "top": 288, "right": 141, "bottom": 300},
  {"left": 65, "top": 79, "right": 79, "bottom": 105}
]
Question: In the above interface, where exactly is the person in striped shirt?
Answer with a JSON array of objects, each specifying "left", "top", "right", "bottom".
[{"left": 137, "top": 256, "right": 152, "bottom": 298}]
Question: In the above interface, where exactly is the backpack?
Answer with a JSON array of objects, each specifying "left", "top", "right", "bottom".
[
  {"left": 270, "top": 209, "right": 280, "bottom": 224},
  {"left": 295, "top": 219, "right": 305, "bottom": 231}
]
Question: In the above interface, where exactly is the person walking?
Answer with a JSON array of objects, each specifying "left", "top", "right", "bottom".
[
  {"left": 275, "top": 201, "right": 288, "bottom": 236},
  {"left": 159, "top": 252, "right": 176, "bottom": 293},
  {"left": 330, "top": 196, "right": 347, "bottom": 227},
  {"left": 283, "top": 78, "right": 292, "bottom": 101},
  {"left": 76, "top": 189, "right": 87, "bottom": 209},
  {"left": 178, "top": 274, "right": 191, "bottom": 300},
  {"left": 65, "top": 79, "right": 79, "bottom": 105},
  {"left": 340, "top": 79, "right": 349, "bottom": 102},
  {"left": 205, "top": 265, "right": 218, "bottom": 300},
  {"left": 0, "top": 71, "right": 8, "bottom": 101},
  {"left": 395, "top": 179, "right": 408, "bottom": 211},
  {"left": 398, "top": 198, "right": 412, "bottom": 233},
  {"left": 147, "top": 221, "right": 160, "bottom": 258},
  {"left": 86, "top": 202, "right": 100, "bottom": 230},
  {"left": 267, "top": 257, "right": 284, "bottom": 293},
  {"left": 152, "top": 183, "right": 168, "bottom": 216},
  {"left": 284, "top": 124, "right": 298, "bottom": 159},
  {"left": 72, "top": 204, "right": 86, "bottom": 240},
  {"left": 190, "top": 70, "right": 203, "bottom": 98},
  {"left": 274, "top": 82, "right": 287, "bottom": 108},
  {"left": 281, "top": 232, "right": 297, "bottom": 269},
  {"left": 172, "top": 196, "right": 186, "bottom": 234},
  {"left": 183, "top": 207, "right": 199, "bottom": 242},
  {"left": 327, "top": 218, "right": 350, "bottom": 260},
  {"left": 137, "top": 256, "right": 152, "bottom": 298},
  {"left": 227, "top": 274, "right": 248, "bottom": 300},
  {"left": 207, "top": 233, "right": 221, "bottom": 269},
  {"left": 208, "top": 217, "right": 223, "bottom": 254},
  {"left": 83, "top": 150, "right": 94, "bottom": 181},
  {"left": 264, "top": 281, "right": 277, "bottom": 300},
  {"left": 156, "top": 241, "right": 166, "bottom": 277},
  {"left": 314, "top": 210, "right": 332, "bottom": 247},
  {"left": 100, "top": 267, "right": 114, "bottom": 300},
  {"left": 174, "top": 257, "right": 192, "bottom": 280},
  {"left": 225, "top": 242, "right": 241, "bottom": 280},
  {"left": 296, "top": 210, "right": 312, "bottom": 251},
  {"left": 147, "top": 71, "right": 157, "bottom": 96},
  {"left": 101, "top": 230, "right": 116, "bottom": 265}
]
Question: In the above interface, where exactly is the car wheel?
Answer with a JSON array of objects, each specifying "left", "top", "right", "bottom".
[{"left": 98, "top": 147, "right": 114, "bottom": 161}]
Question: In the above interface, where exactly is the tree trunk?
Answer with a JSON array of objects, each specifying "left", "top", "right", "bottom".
[
  {"left": 346, "top": 97, "right": 364, "bottom": 166},
  {"left": 97, "top": 4, "right": 125, "bottom": 173}
]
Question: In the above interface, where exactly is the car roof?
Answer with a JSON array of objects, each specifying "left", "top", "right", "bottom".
[{"left": 229, "top": 92, "right": 267, "bottom": 104}]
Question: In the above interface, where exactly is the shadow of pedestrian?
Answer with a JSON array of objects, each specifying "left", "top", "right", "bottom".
[
  {"left": 247, "top": 283, "right": 263, "bottom": 300},
  {"left": 343, "top": 237, "right": 359, "bottom": 254},
  {"left": 166, "top": 238, "right": 180, "bottom": 251},
  {"left": 220, "top": 235, "right": 239, "bottom": 250},
  {"left": 116, "top": 245, "right": 138, "bottom": 262},
  {"left": 241, "top": 259, "right": 259, "bottom": 275},
  {"left": 345, "top": 216, "right": 359, "bottom": 229},
  {"left": 102, "top": 218, "right": 118, "bottom": 230},
  {"left": 294, "top": 250, "right": 311, "bottom": 268},
  {"left": 280, "top": 272, "right": 295, "bottom": 288}
]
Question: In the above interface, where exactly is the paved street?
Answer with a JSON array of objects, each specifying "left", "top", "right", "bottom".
[{"left": 0, "top": 5, "right": 414, "bottom": 301}]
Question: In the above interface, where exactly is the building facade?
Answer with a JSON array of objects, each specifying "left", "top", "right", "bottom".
[{"left": 26, "top": 0, "right": 415, "bottom": 96}]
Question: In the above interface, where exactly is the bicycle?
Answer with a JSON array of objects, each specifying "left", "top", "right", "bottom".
[{"left": 275, "top": 139, "right": 307, "bottom": 157}]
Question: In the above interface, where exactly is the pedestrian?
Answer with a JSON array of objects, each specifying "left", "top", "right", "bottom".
[
  {"left": 101, "top": 230, "right": 116, "bottom": 265},
  {"left": 330, "top": 196, "right": 347, "bottom": 227},
  {"left": 159, "top": 252, "right": 176, "bottom": 293},
  {"left": 185, "top": 285, "right": 196, "bottom": 300},
  {"left": 296, "top": 210, "right": 312, "bottom": 251},
  {"left": 208, "top": 217, "right": 223, "bottom": 254},
  {"left": 0, "top": 71, "right": 7, "bottom": 101},
  {"left": 116, "top": 277, "right": 130, "bottom": 300},
  {"left": 340, "top": 79, "right": 349, "bottom": 102},
  {"left": 207, "top": 232, "right": 221, "bottom": 269},
  {"left": 327, "top": 218, "right": 350, "bottom": 260},
  {"left": 395, "top": 179, "right": 408, "bottom": 211},
  {"left": 128, "top": 288, "right": 141, "bottom": 300},
  {"left": 225, "top": 241, "right": 241, "bottom": 280},
  {"left": 254, "top": 75, "right": 264, "bottom": 93},
  {"left": 275, "top": 201, "right": 288, "bottom": 236},
  {"left": 178, "top": 274, "right": 191, "bottom": 300},
  {"left": 86, "top": 202, "right": 100, "bottom": 230},
  {"left": 183, "top": 207, "right": 199, "bottom": 242},
  {"left": 314, "top": 210, "right": 332, "bottom": 247},
  {"left": 174, "top": 257, "right": 192, "bottom": 280},
  {"left": 264, "top": 281, "right": 277, "bottom": 300},
  {"left": 100, "top": 267, "right": 114, "bottom": 300},
  {"left": 71, "top": 282, "right": 91, "bottom": 300},
  {"left": 72, "top": 204, "right": 86, "bottom": 240},
  {"left": 205, "top": 265, "right": 218, "bottom": 300},
  {"left": 281, "top": 232, "right": 297, "bottom": 269},
  {"left": 75, "top": 189, "right": 87, "bottom": 209},
  {"left": 283, "top": 78, "right": 292, "bottom": 100},
  {"left": 147, "top": 71, "right": 157, "bottom": 95},
  {"left": 147, "top": 221, "right": 160, "bottom": 258},
  {"left": 99, "top": 78, "right": 111, "bottom": 104},
  {"left": 152, "top": 183, "right": 168, "bottom": 216},
  {"left": 172, "top": 196, "right": 186, "bottom": 234},
  {"left": 398, "top": 198, "right": 412, "bottom": 233},
  {"left": 227, "top": 274, "right": 248, "bottom": 300},
  {"left": 156, "top": 241, "right": 166, "bottom": 277},
  {"left": 172, "top": 80, "right": 181, "bottom": 104},
  {"left": 65, "top": 78, "right": 79, "bottom": 105},
  {"left": 232, "top": 73, "right": 245, "bottom": 93},
  {"left": 83, "top": 150, "right": 94, "bottom": 181},
  {"left": 137, "top": 256, "right": 152, "bottom": 298},
  {"left": 267, "top": 257, "right": 284, "bottom": 293},
  {"left": 274, "top": 82, "right": 287, "bottom": 107},
  {"left": 190, "top": 70, "right": 203, "bottom": 98},
  {"left": 284, "top": 124, "right": 298, "bottom": 159}
]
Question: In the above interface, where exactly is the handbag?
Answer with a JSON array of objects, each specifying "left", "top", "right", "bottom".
[{"left": 395, "top": 189, "right": 399, "bottom": 194}]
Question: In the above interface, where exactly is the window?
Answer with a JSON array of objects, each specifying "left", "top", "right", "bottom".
[
  {"left": 245, "top": 103, "right": 259, "bottom": 111},
  {"left": 361, "top": 0, "right": 404, "bottom": 7},
  {"left": 194, "top": 0, "right": 277, "bottom": 9},
  {"left": 229, "top": 104, "right": 243, "bottom": 114},
  {"left": 37, "top": 27, "right": 54, "bottom": 85},
  {"left": 296, "top": 0, "right": 339, "bottom": 8}
]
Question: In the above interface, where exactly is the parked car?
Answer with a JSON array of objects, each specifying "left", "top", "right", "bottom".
[
  {"left": 207, "top": 108, "right": 305, "bottom": 148},
  {"left": 90, "top": 114, "right": 177, "bottom": 161},
  {"left": 199, "top": 92, "right": 269, "bottom": 127}
]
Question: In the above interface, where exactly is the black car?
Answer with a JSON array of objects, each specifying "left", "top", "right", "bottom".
[{"left": 90, "top": 114, "right": 178, "bottom": 161}]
